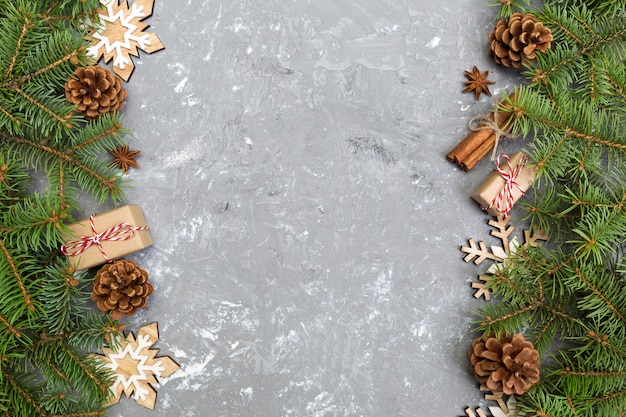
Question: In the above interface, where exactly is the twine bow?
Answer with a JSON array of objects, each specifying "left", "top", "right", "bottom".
[
  {"left": 483, "top": 153, "right": 528, "bottom": 218},
  {"left": 468, "top": 110, "right": 517, "bottom": 161},
  {"left": 61, "top": 214, "right": 149, "bottom": 262}
]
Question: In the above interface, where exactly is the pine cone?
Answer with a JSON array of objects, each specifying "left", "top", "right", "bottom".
[
  {"left": 91, "top": 259, "right": 153, "bottom": 320},
  {"left": 489, "top": 13, "right": 553, "bottom": 68},
  {"left": 65, "top": 66, "right": 127, "bottom": 119},
  {"left": 468, "top": 333, "right": 540, "bottom": 395}
]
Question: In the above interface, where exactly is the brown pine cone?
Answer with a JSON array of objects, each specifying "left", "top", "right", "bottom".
[
  {"left": 468, "top": 333, "right": 540, "bottom": 395},
  {"left": 91, "top": 259, "right": 153, "bottom": 320},
  {"left": 489, "top": 13, "right": 553, "bottom": 68},
  {"left": 65, "top": 66, "right": 128, "bottom": 119}
]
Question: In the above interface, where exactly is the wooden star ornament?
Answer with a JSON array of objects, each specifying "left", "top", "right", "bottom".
[
  {"left": 93, "top": 322, "right": 179, "bottom": 410},
  {"left": 462, "top": 66, "right": 495, "bottom": 100},
  {"left": 86, "top": 0, "right": 165, "bottom": 81}
]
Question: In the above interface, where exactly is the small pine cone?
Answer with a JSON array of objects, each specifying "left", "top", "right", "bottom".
[
  {"left": 468, "top": 333, "right": 540, "bottom": 395},
  {"left": 65, "top": 66, "right": 128, "bottom": 119},
  {"left": 489, "top": 13, "right": 553, "bottom": 68},
  {"left": 91, "top": 259, "right": 153, "bottom": 320}
]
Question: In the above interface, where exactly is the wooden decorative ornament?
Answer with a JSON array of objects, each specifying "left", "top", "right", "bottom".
[
  {"left": 462, "top": 388, "right": 519, "bottom": 417},
  {"left": 86, "top": 0, "right": 165, "bottom": 81},
  {"left": 93, "top": 322, "right": 179, "bottom": 409},
  {"left": 461, "top": 216, "right": 548, "bottom": 300}
]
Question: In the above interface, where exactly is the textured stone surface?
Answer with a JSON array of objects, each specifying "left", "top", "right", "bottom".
[{"left": 104, "top": 1, "right": 524, "bottom": 415}]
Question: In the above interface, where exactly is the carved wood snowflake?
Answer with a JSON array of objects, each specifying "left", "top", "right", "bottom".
[
  {"left": 86, "top": 0, "right": 165, "bottom": 81},
  {"left": 93, "top": 322, "right": 179, "bottom": 409},
  {"left": 461, "top": 216, "right": 548, "bottom": 300},
  {"left": 462, "top": 387, "right": 524, "bottom": 417}
]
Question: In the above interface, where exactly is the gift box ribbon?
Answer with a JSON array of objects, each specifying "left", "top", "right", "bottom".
[
  {"left": 483, "top": 153, "right": 528, "bottom": 218},
  {"left": 61, "top": 214, "right": 149, "bottom": 262}
]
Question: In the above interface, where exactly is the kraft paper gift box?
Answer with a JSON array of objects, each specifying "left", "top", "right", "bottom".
[
  {"left": 471, "top": 152, "right": 536, "bottom": 217},
  {"left": 61, "top": 205, "right": 153, "bottom": 270}
]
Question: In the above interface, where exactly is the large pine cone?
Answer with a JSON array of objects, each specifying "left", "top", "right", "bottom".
[
  {"left": 65, "top": 66, "right": 127, "bottom": 119},
  {"left": 92, "top": 259, "right": 153, "bottom": 320},
  {"left": 468, "top": 333, "right": 540, "bottom": 395},
  {"left": 489, "top": 13, "right": 553, "bottom": 68}
]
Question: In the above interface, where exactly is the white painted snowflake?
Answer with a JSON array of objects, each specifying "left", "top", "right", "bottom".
[
  {"left": 461, "top": 216, "right": 548, "bottom": 300},
  {"left": 86, "top": 0, "right": 165, "bottom": 81},
  {"left": 93, "top": 322, "right": 179, "bottom": 409}
]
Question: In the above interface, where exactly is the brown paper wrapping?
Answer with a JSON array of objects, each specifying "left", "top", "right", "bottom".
[
  {"left": 62, "top": 205, "right": 153, "bottom": 270},
  {"left": 471, "top": 152, "right": 536, "bottom": 216}
]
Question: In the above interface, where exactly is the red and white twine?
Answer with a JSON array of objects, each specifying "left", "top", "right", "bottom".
[
  {"left": 61, "top": 214, "right": 148, "bottom": 262},
  {"left": 483, "top": 153, "right": 528, "bottom": 218}
]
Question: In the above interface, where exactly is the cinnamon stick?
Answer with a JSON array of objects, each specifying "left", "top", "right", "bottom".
[
  {"left": 459, "top": 102, "right": 515, "bottom": 171},
  {"left": 448, "top": 93, "right": 517, "bottom": 171},
  {"left": 446, "top": 119, "right": 493, "bottom": 163},
  {"left": 460, "top": 132, "right": 497, "bottom": 171}
]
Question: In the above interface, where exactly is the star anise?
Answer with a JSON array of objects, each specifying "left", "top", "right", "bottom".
[
  {"left": 462, "top": 66, "right": 495, "bottom": 100},
  {"left": 110, "top": 145, "right": 140, "bottom": 173}
]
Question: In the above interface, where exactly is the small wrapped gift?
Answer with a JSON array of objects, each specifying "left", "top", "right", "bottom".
[
  {"left": 61, "top": 205, "right": 153, "bottom": 270},
  {"left": 471, "top": 152, "right": 536, "bottom": 217}
]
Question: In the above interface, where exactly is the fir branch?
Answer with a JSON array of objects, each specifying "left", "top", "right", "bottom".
[
  {"left": 67, "top": 314, "right": 124, "bottom": 351},
  {"left": 4, "top": 15, "right": 32, "bottom": 79},
  {"left": 0, "top": 104, "right": 21, "bottom": 132},
  {"left": 13, "top": 85, "right": 73, "bottom": 129},
  {"left": 567, "top": 207, "right": 626, "bottom": 265},
  {"left": 606, "top": 67, "right": 626, "bottom": 104},
  {"left": 49, "top": 412, "right": 106, "bottom": 417},
  {"left": 0, "top": 3, "right": 123, "bottom": 414},
  {"left": 590, "top": 388, "right": 626, "bottom": 415},
  {"left": 0, "top": 314, "right": 20, "bottom": 339},
  {"left": 479, "top": 303, "right": 537, "bottom": 330},
  {"left": 43, "top": 358, "right": 70, "bottom": 384},
  {"left": 511, "top": 91, "right": 626, "bottom": 154},
  {"left": 569, "top": 266, "right": 626, "bottom": 331},
  {"left": 531, "top": 8, "right": 626, "bottom": 87},
  {"left": 34, "top": 0, "right": 102, "bottom": 23},
  {"left": 0, "top": 239, "right": 34, "bottom": 312},
  {"left": 472, "top": 4, "right": 626, "bottom": 416},
  {"left": 2, "top": 133, "right": 123, "bottom": 202},
  {"left": 533, "top": 313, "right": 557, "bottom": 353},
  {"left": 1, "top": 367, "right": 47, "bottom": 417},
  {"left": 560, "top": 368, "right": 626, "bottom": 377},
  {"left": 58, "top": 343, "right": 111, "bottom": 399},
  {"left": 38, "top": 262, "right": 87, "bottom": 335},
  {"left": 565, "top": 126, "right": 626, "bottom": 151},
  {"left": 586, "top": 330, "right": 626, "bottom": 358},
  {"left": 0, "top": 195, "right": 68, "bottom": 252},
  {"left": 4, "top": 47, "right": 84, "bottom": 89},
  {"left": 68, "top": 118, "right": 125, "bottom": 154},
  {"left": 490, "top": 0, "right": 532, "bottom": 19}
]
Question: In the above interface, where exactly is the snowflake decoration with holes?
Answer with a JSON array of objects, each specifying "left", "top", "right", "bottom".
[
  {"left": 93, "top": 322, "right": 179, "bottom": 409},
  {"left": 461, "top": 216, "right": 548, "bottom": 300},
  {"left": 86, "top": 0, "right": 165, "bottom": 81}
]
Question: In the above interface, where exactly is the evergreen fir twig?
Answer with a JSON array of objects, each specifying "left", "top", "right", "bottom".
[
  {"left": 0, "top": 1, "right": 136, "bottom": 415},
  {"left": 469, "top": 2, "right": 626, "bottom": 416}
]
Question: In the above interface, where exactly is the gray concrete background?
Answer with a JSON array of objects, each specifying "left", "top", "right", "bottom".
[{"left": 103, "top": 1, "right": 526, "bottom": 416}]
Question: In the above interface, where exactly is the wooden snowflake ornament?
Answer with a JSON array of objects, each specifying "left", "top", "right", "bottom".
[
  {"left": 86, "top": 0, "right": 165, "bottom": 81},
  {"left": 462, "top": 387, "right": 523, "bottom": 417},
  {"left": 461, "top": 216, "right": 548, "bottom": 300},
  {"left": 94, "top": 322, "right": 179, "bottom": 409}
]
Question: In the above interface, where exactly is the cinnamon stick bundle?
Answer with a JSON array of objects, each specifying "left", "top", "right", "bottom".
[
  {"left": 447, "top": 95, "right": 516, "bottom": 172},
  {"left": 446, "top": 115, "right": 495, "bottom": 166}
]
